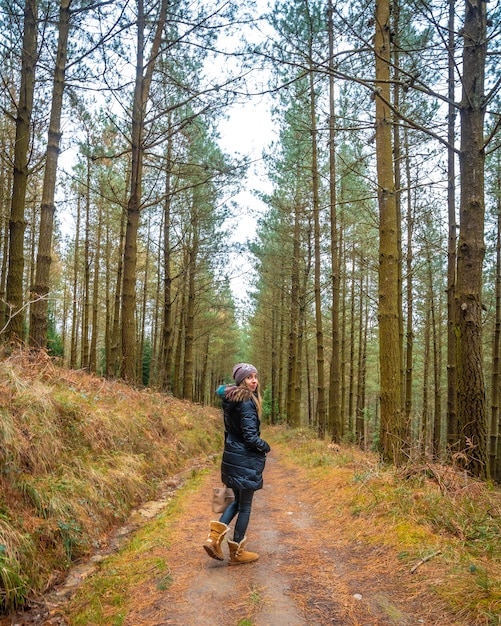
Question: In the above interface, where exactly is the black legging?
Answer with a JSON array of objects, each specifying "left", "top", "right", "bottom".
[{"left": 219, "top": 488, "right": 255, "bottom": 543}]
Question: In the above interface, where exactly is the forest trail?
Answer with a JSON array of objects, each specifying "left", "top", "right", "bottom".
[{"left": 5, "top": 447, "right": 463, "bottom": 626}]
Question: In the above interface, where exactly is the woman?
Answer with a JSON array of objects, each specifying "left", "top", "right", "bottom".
[{"left": 203, "top": 363, "right": 270, "bottom": 565}]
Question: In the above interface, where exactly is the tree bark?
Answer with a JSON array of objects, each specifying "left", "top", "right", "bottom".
[
  {"left": 160, "top": 131, "right": 173, "bottom": 393},
  {"left": 374, "top": 0, "right": 403, "bottom": 464},
  {"left": 455, "top": 0, "right": 488, "bottom": 478},
  {"left": 490, "top": 172, "right": 501, "bottom": 481},
  {"left": 447, "top": 0, "right": 458, "bottom": 450},
  {"left": 309, "top": 62, "right": 327, "bottom": 437},
  {"left": 109, "top": 208, "right": 126, "bottom": 376},
  {"left": 81, "top": 151, "right": 91, "bottom": 369},
  {"left": 348, "top": 245, "right": 356, "bottom": 436},
  {"left": 355, "top": 267, "right": 366, "bottom": 447},
  {"left": 136, "top": 216, "right": 151, "bottom": 384},
  {"left": 183, "top": 211, "right": 199, "bottom": 402},
  {"left": 392, "top": 0, "right": 405, "bottom": 446},
  {"left": 70, "top": 194, "right": 81, "bottom": 368},
  {"left": 173, "top": 276, "right": 186, "bottom": 398},
  {"left": 121, "top": 0, "right": 168, "bottom": 382},
  {"left": 287, "top": 200, "right": 301, "bottom": 427},
  {"left": 6, "top": 0, "right": 38, "bottom": 343},
  {"left": 90, "top": 201, "right": 103, "bottom": 373},
  {"left": 328, "top": 0, "right": 341, "bottom": 443},
  {"left": 403, "top": 126, "right": 414, "bottom": 446},
  {"left": 30, "top": 0, "right": 71, "bottom": 348}
]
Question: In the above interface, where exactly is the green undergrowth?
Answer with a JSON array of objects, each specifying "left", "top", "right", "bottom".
[
  {"left": 0, "top": 353, "right": 222, "bottom": 614},
  {"left": 267, "top": 427, "right": 501, "bottom": 626}
]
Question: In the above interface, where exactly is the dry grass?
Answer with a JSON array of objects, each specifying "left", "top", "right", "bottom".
[
  {"left": 269, "top": 427, "right": 501, "bottom": 625},
  {"left": 0, "top": 350, "right": 222, "bottom": 613}
]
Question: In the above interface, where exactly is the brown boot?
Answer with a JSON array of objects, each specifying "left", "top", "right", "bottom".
[
  {"left": 227, "top": 536, "right": 259, "bottom": 565},
  {"left": 203, "top": 521, "right": 230, "bottom": 560}
]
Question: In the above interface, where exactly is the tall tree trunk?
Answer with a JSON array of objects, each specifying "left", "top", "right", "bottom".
[
  {"left": 328, "top": 0, "right": 341, "bottom": 443},
  {"left": 183, "top": 217, "right": 199, "bottom": 402},
  {"left": 70, "top": 194, "right": 81, "bottom": 368},
  {"left": 374, "top": 0, "right": 403, "bottom": 464},
  {"left": 355, "top": 265, "right": 365, "bottom": 447},
  {"left": 358, "top": 274, "right": 369, "bottom": 447},
  {"left": 199, "top": 333, "right": 210, "bottom": 404},
  {"left": 271, "top": 301, "right": 278, "bottom": 423},
  {"left": 89, "top": 203, "right": 103, "bottom": 373},
  {"left": 0, "top": 146, "right": 10, "bottom": 330},
  {"left": 489, "top": 163, "right": 501, "bottom": 482},
  {"left": 287, "top": 200, "right": 301, "bottom": 427},
  {"left": 278, "top": 283, "right": 286, "bottom": 420},
  {"left": 392, "top": 0, "right": 405, "bottom": 442},
  {"left": 150, "top": 217, "right": 163, "bottom": 386},
  {"left": 121, "top": 0, "right": 168, "bottom": 381},
  {"left": 348, "top": 246, "right": 356, "bottom": 436},
  {"left": 422, "top": 305, "right": 431, "bottom": 457},
  {"left": 109, "top": 208, "right": 126, "bottom": 376},
  {"left": 136, "top": 217, "right": 151, "bottom": 384},
  {"left": 308, "top": 57, "right": 327, "bottom": 436},
  {"left": 340, "top": 231, "right": 347, "bottom": 432},
  {"left": 173, "top": 279, "right": 186, "bottom": 398},
  {"left": 403, "top": 126, "right": 414, "bottom": 442},
  {"left": 455, "top": 0, "right": 487, "bottom": 479},
  {"left": 447, "top": 0, "right": 458, "bottom": 450},
  {"left": 30, "top": 0, "right": 71, "bottom": 348},
  {"left": 28, "top": 199, "right": 36, "bottom": 305},
  {"left": 104, "top": 205, "right": 112, "bottom": 374},
  {"left": 427, "top": 245, "right": 441, "bottom": 458},
  {"left": 160, "top": 156, "right": 173, "bottom": 392},
  {"left": 6, "top": 0, "right": 38, "bottom": 343},
  {"left": 297, "top": 258, "right": 309, "bottom": 425},
  {"left": 61, "top": 274, "right": 69, "bottom": 355},
  {"left": 121, "top": 1, "right": 145, "bottom": 383},
  {"left": 81, "top": 155, "right": 91, "bottom": 369}
]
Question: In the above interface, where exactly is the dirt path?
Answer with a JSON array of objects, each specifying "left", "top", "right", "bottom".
[
  {"left": 116, "top": 450, "right": 459, "bottom": 626},
  {"left": 5, "top": 447, "right": 462, "bottom": 626}
]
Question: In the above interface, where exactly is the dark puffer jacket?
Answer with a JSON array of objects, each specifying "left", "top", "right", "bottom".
[{"left": 219, "top": 385, "right": 271, "bottom": 492}]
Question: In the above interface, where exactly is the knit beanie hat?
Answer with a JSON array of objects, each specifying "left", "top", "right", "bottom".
[{"left": 232, "top": 363, "right": 258, "bottom": 385}]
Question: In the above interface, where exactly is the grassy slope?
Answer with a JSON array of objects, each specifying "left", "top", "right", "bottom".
[
  {"left": 0, "top": 352, "right": 222, "bottom": 612},
  {"left": 1, "top": 354, "right": 500, "bottom": 624}
]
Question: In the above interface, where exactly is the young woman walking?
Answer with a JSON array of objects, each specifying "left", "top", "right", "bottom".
[{"left": 203, "top": 363, "right": 270, "bottom": 565}]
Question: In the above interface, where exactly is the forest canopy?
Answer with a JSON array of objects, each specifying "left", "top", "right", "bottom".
[{"left": 0, "top": 0, "right": 500, "bottom": 480}]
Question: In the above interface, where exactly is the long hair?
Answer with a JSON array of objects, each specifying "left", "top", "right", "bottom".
[
  {"left": 239, "top": 380, "right": 262, "bottom": 418},
  {"left": 252, "top": 386, "right": 262, "bottom": 418}
]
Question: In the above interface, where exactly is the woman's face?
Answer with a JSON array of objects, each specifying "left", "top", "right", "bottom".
[{"left": 243, "top": 372, "right": 258, "bottom": 392}]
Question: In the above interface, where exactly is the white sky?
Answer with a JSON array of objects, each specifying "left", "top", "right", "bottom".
[
  {"left": 218, "top": 95, "right": 275, "bottom": 234},
  {"left": 217, "top": 95, "right": 275, "bottom": 304}
]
